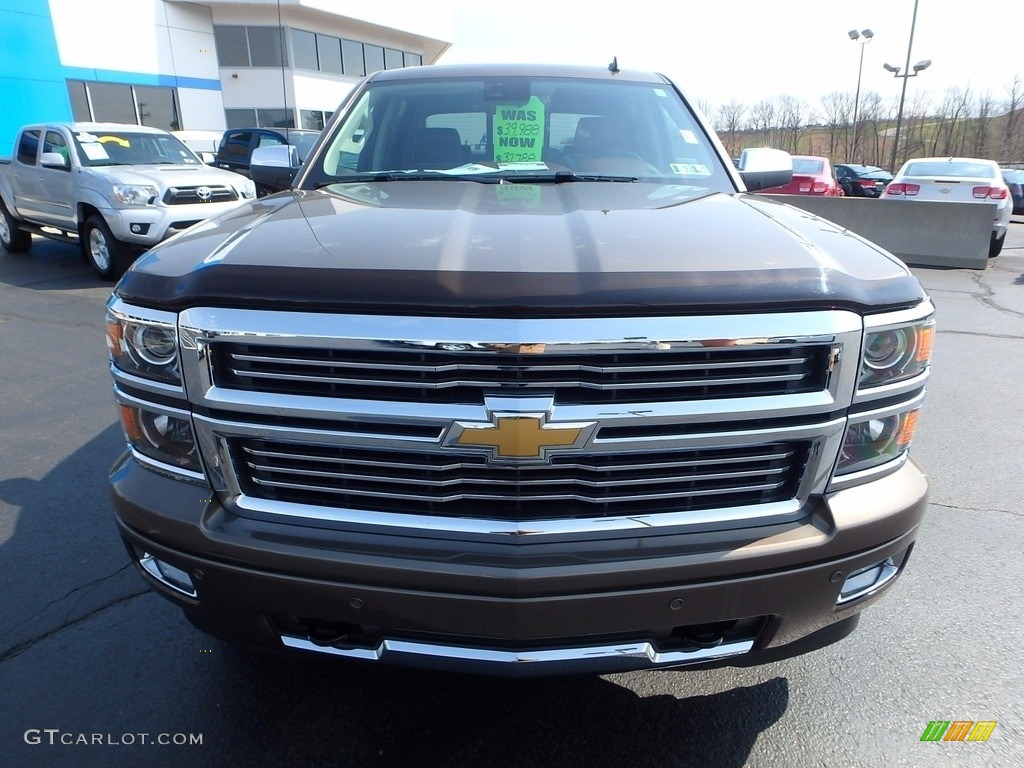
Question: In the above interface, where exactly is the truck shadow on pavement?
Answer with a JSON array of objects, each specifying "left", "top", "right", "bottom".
[{"left": 0, "top": 426, "right": 787, "bottom": 768}]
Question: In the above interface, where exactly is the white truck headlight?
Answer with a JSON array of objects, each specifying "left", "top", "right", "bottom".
[
  {"left": 237, "top": 179, "right": 257, "bottom": 199},
  {"left": 112, "top": 184, "right": 159, "bottom": 206}
]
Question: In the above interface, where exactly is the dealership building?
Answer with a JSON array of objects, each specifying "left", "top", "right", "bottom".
[{"left": 0, "top": 0, "right": 452, "bottom": 155}]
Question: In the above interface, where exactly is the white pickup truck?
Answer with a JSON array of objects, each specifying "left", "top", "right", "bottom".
[{"left": 0, "top": 123, "right": 255, "bottom": 278}]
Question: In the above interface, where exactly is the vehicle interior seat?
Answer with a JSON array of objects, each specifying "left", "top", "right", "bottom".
[
  {"left": 569, "top": 115, "right": 655, "bottom": 175},
  {"left": 403, "top": 127, "right": 467, "bottom": 169}
]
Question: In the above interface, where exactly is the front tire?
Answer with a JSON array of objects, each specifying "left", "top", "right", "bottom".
[
  {"left": 0, "top": 199, "right": 32, "bottom": 253},
  {"left": 989, "top": 230, "right": 1006, "bottom": 258},
  {"left": 83, "top": 215, "right": 134, "bottom": 279}
]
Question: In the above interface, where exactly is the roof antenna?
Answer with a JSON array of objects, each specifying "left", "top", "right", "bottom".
[{"left": 608, "top": 56, "right": 620, "bottom": 75}]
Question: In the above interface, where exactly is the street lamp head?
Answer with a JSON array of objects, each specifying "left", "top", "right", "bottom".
[
  {"left": 913, "top": 59, "right": 932, "bottom": 72},
  {"left": 862, "top": 29, "right": 874, "bottom": 39},
  {"left": 883, "top": 63, "right": 900, "bottom": 74},
  {"left": 848, "top": 29, "right": 860, "bottom": 40}
]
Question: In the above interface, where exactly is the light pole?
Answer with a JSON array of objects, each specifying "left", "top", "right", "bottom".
[
  {"left": 848, "top": 28, "right": 874, "bottom": 161},
  {"left": 885, "top": 0, "right": 930, "bottom": 172}
]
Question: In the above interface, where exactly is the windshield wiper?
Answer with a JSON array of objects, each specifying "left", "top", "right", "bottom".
[
  {"left": 501, "top": 171, "right": 640, "bottom": 184},
  {"left": 316, "top": 170, "right": 640, "bottom": 188},
  {"left": 317, "top": 172, "right": 503, "bottom": 187}
]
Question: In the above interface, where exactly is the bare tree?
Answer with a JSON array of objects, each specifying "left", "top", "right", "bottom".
[
  {"left": 819, "top": 91, "right": 853, "bottom": 159},
  {"left": 750, "top": 99, "right": 778, "bottom": 146},
  {"left": 1002, "top": 75, "right": 1024, "bottom": 162},
  {"left": 716, "top": 100, "right": 747, "bottom": 157},
  {"left": 970, "top": 90, "right": 994, "bottom": 157},
  {"left": 777, "top": 95, "right": 806, "bottom": 153}
]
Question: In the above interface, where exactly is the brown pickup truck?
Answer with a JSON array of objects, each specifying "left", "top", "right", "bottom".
[{"left": 105, "top": 63, "right": 932, "bottom": 676}]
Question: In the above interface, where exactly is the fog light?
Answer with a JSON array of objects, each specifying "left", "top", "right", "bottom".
[
  {"left": 139, "top": 552, "right": 197, "bottom": 597},
  {"left": 838, "top": 557, "right": 898, "bottom": 605}
]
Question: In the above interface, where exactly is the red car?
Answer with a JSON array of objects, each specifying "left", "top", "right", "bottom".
[{"left": 759, "top": 155, "right": 845, "bottom": 196}]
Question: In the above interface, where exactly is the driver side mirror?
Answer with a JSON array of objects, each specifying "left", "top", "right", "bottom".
[
  {"left": 737, "top": 148, "right": 793, "bottom": 191},
  {"left": 40, "top": 152, "right": 69, "bottom": 170}
]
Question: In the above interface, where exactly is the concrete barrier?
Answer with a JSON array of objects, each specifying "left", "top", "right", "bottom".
[{"left": 763, "top": 195, "right": 995, "bottom": 269}]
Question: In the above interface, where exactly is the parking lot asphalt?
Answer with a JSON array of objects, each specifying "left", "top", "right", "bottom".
[{"left": 0, "top": 219, "right": 1022, "bottom": 768}]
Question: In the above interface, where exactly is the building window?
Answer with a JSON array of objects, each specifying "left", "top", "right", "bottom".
[
  {"left": 68, "top": 81, "right": 91, "bottom": 121},
  {"left": 341, "top": 39, "right": 365, "bottom": 77},
  {"left": 214, "top": 26, "right": 250, "bottom": 67},
  {"left": 363, "top": 45, "right": 385, "bottom": 75},
  {"left": 256, "top": 108, "right": 295, "bottom": 128},
  {"left": 89, "top": 82, "right": 139, "bottom": 124},
  {"left": 66, "top": 80, "right": 181, "bottom": 131},
  {"left": 405, "top": 52, "right": 422, "bottom": 67},
  {"left": 300, "top": 109, "right": 329, "bottom": 130},
  {"left": 384, "top": 48, "right": 404, "bottom": 70},
  {"left": 291, "top": 29, "right": 318, "bottom": 70},
  {"left": 248, "top": 27, "right": 286, "bottom": 67},
  {"left": 225, "top": 108, "right": 257, "bottom": 129},
  {"left": 214, "top": 25, "right": 286, "bottom": 68},
  {"left": 317, "top": 34, "right": 343, "bottom": 74}
]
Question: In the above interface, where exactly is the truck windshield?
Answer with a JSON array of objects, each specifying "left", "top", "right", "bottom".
[
  {"left": 72, "top": 131, "right": 202, "bottom": 167},
  {"left": 305, "top": 75, "right": 732, "bottom": 190}
]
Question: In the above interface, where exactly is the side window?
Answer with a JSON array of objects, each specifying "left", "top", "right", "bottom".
[
  {"left": 43, "top": 131, "right": 70, "bottom": 167},
  {"left": 258, "top": 132, "right": 286, "bottom": 148},
  {"left": 221, "top": 131, "right": 253, "bottom": 160},
  {"left": 321, "top": 92, "right": 371, "bottom": 175},
  {"left": 16, "top": 130, "right": 40, "bottom": 165}
]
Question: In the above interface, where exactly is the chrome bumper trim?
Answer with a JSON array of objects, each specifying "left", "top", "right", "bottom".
[{"left": 280, "top": 635, "right": 755, "bottom": 675}]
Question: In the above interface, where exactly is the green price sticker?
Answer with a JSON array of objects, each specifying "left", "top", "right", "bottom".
[{"left": 493, "top": 95, "right": 545, "bottom": 164}]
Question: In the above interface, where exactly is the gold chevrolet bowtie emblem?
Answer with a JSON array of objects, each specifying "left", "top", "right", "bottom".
[{"left": 449, "top": 412, "right": 595, "bottom": 463}]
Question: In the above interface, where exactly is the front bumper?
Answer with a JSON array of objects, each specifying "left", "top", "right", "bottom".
[
  {"left": 104, "top": 201, "right": 244, "bottom": 246},
  {"left": 110, "top": 454, "right": 927, "bottom": 676}
]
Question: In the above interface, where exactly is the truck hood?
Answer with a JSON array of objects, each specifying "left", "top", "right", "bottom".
[
  {"left": 116, "top": 181, "right": 926, "bottom": 316},
  {"left": 89, "top": 164, "right": 246, "bottom": 189}
]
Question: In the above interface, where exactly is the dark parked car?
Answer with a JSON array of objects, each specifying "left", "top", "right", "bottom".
[
  {"left": 215, "top": 128, "right": 320, "bottom": 195},
  {"left": 1001, "top": 169, "right": 1024, "bottom": 214},
  {"left": 835, "top": 164, "right": 894, "bottom": 198}
]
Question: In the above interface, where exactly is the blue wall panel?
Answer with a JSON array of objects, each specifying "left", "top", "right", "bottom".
[{"left": 0, "top": 0, "right": 71, "bottom": 156}]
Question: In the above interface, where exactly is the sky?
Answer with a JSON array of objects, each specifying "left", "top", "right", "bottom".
[{"left": 418, "top": 0, "right": 1024, "bottom": 115}]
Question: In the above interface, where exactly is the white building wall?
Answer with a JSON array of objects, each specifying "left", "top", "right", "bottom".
[
  {"left": 178, "top": 87, "right": 228, "bottom": 130},
  {"left": 49, "top": 0, "right": 166, "bottom": 73}
]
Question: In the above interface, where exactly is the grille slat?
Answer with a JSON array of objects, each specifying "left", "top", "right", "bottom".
[
  {"left": 234, "top": 439, "right": 808, "bottom": 520},
  {"left": 217, "top": 343, "right": 829, "bottom": 405},
  {"left": 250, "top": 476, "right": 788, "bottom": 503},
  {"left": 163, "top": 186, "right": 238, "bottom": 205}
]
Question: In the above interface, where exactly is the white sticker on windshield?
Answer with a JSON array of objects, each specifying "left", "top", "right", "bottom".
[
  {"left": 496, "top": 162, "right": 548, "bottom": 171},
  {"left": 77, "top": 133, "right": 100, "bottom": 143},
  {"left": 81, "top": 143, "right": 109, "bottom": 160},
  {"left": 680, "top": 130, "right": 698, "bottom": 144},
  {"left": 670, "top": 163, "right": 711, "bottom": 176}
]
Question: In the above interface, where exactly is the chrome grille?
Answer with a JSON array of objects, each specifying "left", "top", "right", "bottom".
[
  {"left": 163, "top": 185, "right": 238, "bottom": 205},
  {"left": 214, "top": 343, "right": 831, "bottom": 405},
  {"left": 233, "top": 438, "right": 809, "bottom": 519}
]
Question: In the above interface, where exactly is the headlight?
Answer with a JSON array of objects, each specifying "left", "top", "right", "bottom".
[
  {"left": 859, "top": 315, "right": 934, "bottom": 389},
  {"left": 238, "top": 179, "right": 257, "bottom": 199},
  {"left": 117, "top": 402, "right": 202, "bottom": 475},
  {"left": 836, "top": 408, "right": 919, "bottom": 475},
  {"left": 106, "top": 305, "right": 180, "bottom": 384},
  {"left": 112, "top": 184, "right": 159, "bottom": 206}
]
